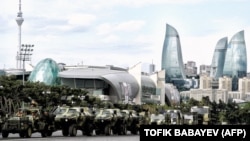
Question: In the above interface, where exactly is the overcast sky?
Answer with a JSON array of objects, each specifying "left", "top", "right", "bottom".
[{"left": 1, "top": 0, "right": 250, "bottom": 72}]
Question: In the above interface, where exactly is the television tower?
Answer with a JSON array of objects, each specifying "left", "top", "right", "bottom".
[{"left": 16, "top": 0, "right": 24, "bottom": 69}]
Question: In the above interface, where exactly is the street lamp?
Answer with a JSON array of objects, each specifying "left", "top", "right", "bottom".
[{"left": 20, "top": 44, "right": 34, "bottom": 85}]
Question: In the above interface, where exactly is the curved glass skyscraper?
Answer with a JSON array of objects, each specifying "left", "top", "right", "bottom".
[
  {"left": 210, "top": 37, "right": 228, "bottom": 79},
  {"left": 161, "top": 24, "right": 186, "bottom": 88},
  {"left": 223, "top": 30, "right": 247, "bottom": 90}
]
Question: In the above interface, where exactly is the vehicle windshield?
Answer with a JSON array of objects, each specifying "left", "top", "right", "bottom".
[
  {"left": 121, "top": 111, "right": 127, "bottom": 116},
  {"left": 68, "top": 109, "right": 78, "bottom": 114},
  {"left": 191, "top": 107, "right": 209, "bottom": 114},
  {"left": 57, "top": 108, "right": 68, "bottom": 114},
  {"left": 151, "top": 114, "right": 164, "bottom": 120},
  {"left": 102, "top": 110, "right": 111, "bottom": 115},
  {"left": 170, "top": 112, "right": 178, "bottom": 118}
]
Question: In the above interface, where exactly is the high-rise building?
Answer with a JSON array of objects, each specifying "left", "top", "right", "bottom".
[
  {"left": 223, "top": 30, "right": 247, "bottom": 90},
  {"left": 149, "top": 63, "right": 155, "bottom": 74},
  {"left": 218, "top": 76, "right": 232, "bottom": 91},
  {"left": 199, "top": 75, "right": 212, "bottom": 89},
  {"left": 238, "top": 77, "right": 250, "bottom": 94},
  {"left": 184, "top": 61, "right": 197, "bottom": 77},
  {"left": 161, "top": 24, "right": 186, "bottom": 88},
  {"left": 199, "top": 65, "right": 211, "bottom": 76},
  {"left": 210, "top": 37, "right": 228, "bottom": 79}
]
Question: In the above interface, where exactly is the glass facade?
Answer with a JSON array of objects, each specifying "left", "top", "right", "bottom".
[
  {"left": 28, "top": 58, "right": 61, "bottom": 85},
  {"left": 210, "top": 37, "right": 228, "bottom": 79},
  {"left": 161, "top": 24, "right": 186, "bottom": 88},
  {"left": 223, "top": 30, "right": 247, "bottom": 90}
]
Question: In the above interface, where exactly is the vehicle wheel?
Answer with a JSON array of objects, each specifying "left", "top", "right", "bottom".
[
  {"left": 85, "top": 124, "right": 94, "bottom": 136},
  {"left": 95, "top": 129, "right": 101, "bottom": 135},
  {"left": 62, "top": 128, "right": 69, "bottom": 136},
  {"left": 47, "top": 131, "right": 53, "bottom": 136},
  {"left": 41, "top": 125, "right": 48, "bottom": 137},
  {"left": 2, "top": 131, "right": 9, "bottom": 138},
  {"left": 19, "top": 132, "right": 25, "bottom": 138},
  {"left": 113, "top": 128, "right": 117, "bottom": 134},
  {"left": 41, "top": 130, "right": 47, "bottom": 137},
  {"left": 131, "top": 125, "right": 138, "bottom": 135},
  {"left": 69, "top": 124, "right": 77, "bottom": 136},
  {"left": 123, "top": 125, "right": 127, "bottom": 135},
  {"left": 25, "top": 127, "right": 32, "bottom": 138},
  {"left": 104, "top": 125, "right": 111, "bottom": 136},
  {"left": 131, "top": 128, "right": 138, "bottom": 135}
]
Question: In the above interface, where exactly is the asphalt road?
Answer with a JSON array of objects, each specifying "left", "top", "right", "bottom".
[{"left": 0, "top": 131, "right": 140, "bottom": 141}]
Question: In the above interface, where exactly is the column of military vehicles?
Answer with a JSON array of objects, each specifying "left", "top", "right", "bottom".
[{"left": 0, "top": 103, "right": 212, "bottom": 138}]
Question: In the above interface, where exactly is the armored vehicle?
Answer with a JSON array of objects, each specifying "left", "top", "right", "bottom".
[
  {"left": 150, "top": 113, "right": 165, "bottom": 125},
  {"left": 0, "top": 115, "right": 5, "bottom": 133},
  {"left": 1, "top": 107, "right": 52, "bottom": 138},
  {"left": 138, "top": 111, "right": 151, "bottom": 125},
  {"left": 190, "top": 106, "right": 210, "bottom": 125},
  {"left": 94, "top": 108, "right": 127, "bottom": 135},
  {"left": 165, "top": 109, "right": 183, "bottom": 125},
  {"left": 57, "top": 106, "right": 95, "bottom": 136},
  {"left": 121, "top": 109, "right": 140, "bottom": 134},
  {"left": 53, "top": 106, "right": 70, "bottom": 127},
  {"left": 0, "top": 109, "right": 6, "bottom": 133}
]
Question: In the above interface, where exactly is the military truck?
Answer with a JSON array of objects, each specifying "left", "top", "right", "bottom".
[
  {"left": 121, "top": 109, "right": 140, "bottom": 135},
  {"left": 138, "top": 110, "right": 151, "bottom": 126},
  {"left": 150, "top": 113, "right": 165, "bottom": 125},
  {"left": 94, "top": 108, "right": 127, "bottom": 135},
  {"left": 190, "top": 106, "right": 211, "bottom": 125},
  {"left": 52, "top": 105, "right": 70, "bottom": 128},
  {"left": 0, "top": 115, "right": 5, "bottom": 133},
  {"left": 1, "top": 107, "right": 52, "bottom": 138},
  {"left": 0, "top": 109, "right": 6, "bottom": 133},
  {"left": 56, "top": 106, "right": 95, "bottom": 136},
  {"left": 164, "top": 109, "right": 184, "bottom": 125}
]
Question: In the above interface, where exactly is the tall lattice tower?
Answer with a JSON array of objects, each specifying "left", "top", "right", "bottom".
[{"left": 16, "top": 0, "right": 24, "bottom": 69}]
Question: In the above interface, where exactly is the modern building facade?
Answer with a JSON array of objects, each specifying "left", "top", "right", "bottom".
[
  {"left": 210, "top": 37, "right": 228, "bottom": 79},
  {"left": 223, "top": 30, "right": 247, "bottom": 90},
  {"left": 161, "top": 24, "right": 186, "bottom": 88},
  {"left": 25, "top": 57, "right": 183, "bottom": 106},
  {"left": 58, "top": 65, "right": 140, "bottom": 103}
]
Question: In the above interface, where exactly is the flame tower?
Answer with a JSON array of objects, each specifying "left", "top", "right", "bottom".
[{"left": 16, "top": 0, "right": 24, "bottom": 69}]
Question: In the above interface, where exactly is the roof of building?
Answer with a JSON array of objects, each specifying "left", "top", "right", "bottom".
[{"left": 58, "top": 67, "right": 126, "bottom": 79}]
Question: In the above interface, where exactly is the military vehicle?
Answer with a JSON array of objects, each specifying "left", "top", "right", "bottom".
[
  {"left": 1, "top": 107, "right": 52, "bottom": 138},
  {"left": 52, "top": 105, "right": 70, "bottom": 128},
  {"left": 190, "top": 106, "right": 210, "bottom": 125},
  {"left": 138, "top": 110, "right": 151, "bottom": 125},
  {"left": 150, "top": 113, "right": 165, "bottom": 125},
  {"left": 121, "top": 109, "right": 140, "bottom": 135},
  {"left": 0, "top": 109, "right": 6, "bottom": 133},
  {"left": 94, "top": 108, "right": 127, "bottom": 135},
  {"left": 0, "top": 115, "right": 5, "bottom": 133},
  {"left": 56, "top": 106, "right": 95, "bottom": 136},
  {"left": 183, "top": 113, "right": 195, "bottom": 125},
  {"left": 164, "top": 109, "right": 183, "bottom": 125}
]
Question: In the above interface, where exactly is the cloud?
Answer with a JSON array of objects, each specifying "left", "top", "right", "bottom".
[
  {"left": 96, "top": 20, "right": 145, "bottom": 35},
  {"left": 87, "top": 0, "right": 205, "bottom": 8},
  {"left": 114, "top": 20, "right": 145, "bottom": 32},
  {"left": 96, "top": 23, "right": 113, "bottom": 35},
  {"left": 101, "top": 35, "right": 120, "bottom": 43},
  {"left": 67, "top": 13, "right": 96, "bottom": 27},
  {"left": 1, "top": 0, "right": 250, "bottom": 72}
]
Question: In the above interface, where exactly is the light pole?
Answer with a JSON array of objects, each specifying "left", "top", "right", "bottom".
[{"left": 20, "top": 44, "right": 34, "bottom": 85}]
